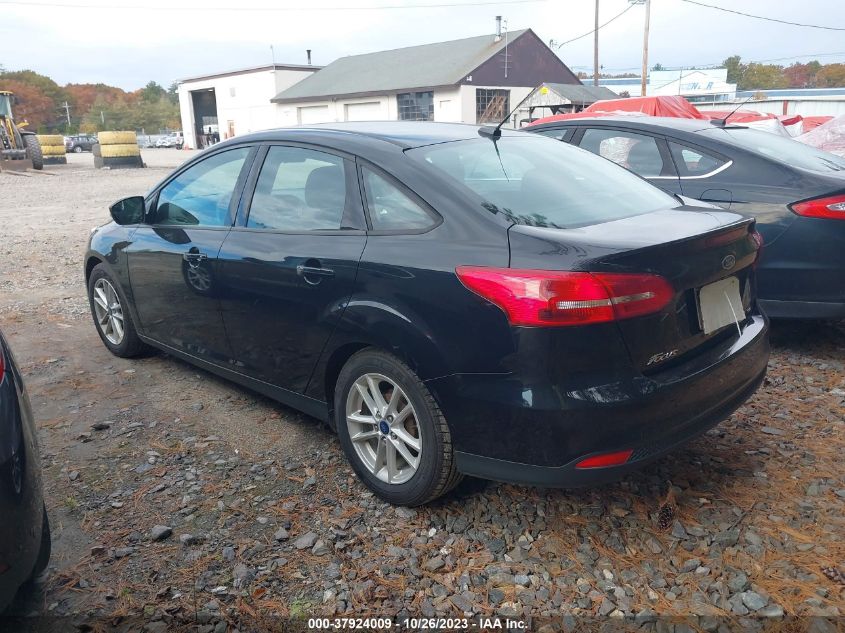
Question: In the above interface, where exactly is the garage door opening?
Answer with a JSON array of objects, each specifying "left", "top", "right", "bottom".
[
  {"left": 344, "top": 102, "right": 381, "bottom": 122},
  {"left": 191, "top": 88, "right": 219, "bottom": 149},
  {"left": 298, "top": 105, "right": 331, "bottom": 125}
]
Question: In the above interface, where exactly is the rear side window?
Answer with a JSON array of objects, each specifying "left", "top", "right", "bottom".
[
  {"left": 699, "top": 127, "right": 845, "bottom": 172},
  {"left": 362, "top": 168, "right": 436, "bottom": 231},
  {"left": 153, "top": 147, "right": 250, "bottom": 226},
  {"left": 668, "top": 141, "right": 726, "bottom": 176},
  {"left": 248, "top": 146, "right": 348, "bottom": 231},
  {"left": 410, "top": 136, "right": 676, "bottom": 229},
  {"left": 580, "top": 128, "right": 668, "bottom": 177}
]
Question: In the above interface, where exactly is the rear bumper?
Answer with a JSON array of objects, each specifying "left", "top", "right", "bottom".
[
  {"left": 427, "top": 315, "right": 769, "bottom": 487},
  {"left": 759, "top": 298, "right": 845, "bottom": 320}
]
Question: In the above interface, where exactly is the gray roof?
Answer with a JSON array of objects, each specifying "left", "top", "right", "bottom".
[
  {"left": 180, "top": 63, "right": 321, "bottom": 84},
  {"left": 541, "top": 83, "right": 618, "bottom": 103},
  {"left": 272, "top": 30, "right": 530, "bottom": 103}
]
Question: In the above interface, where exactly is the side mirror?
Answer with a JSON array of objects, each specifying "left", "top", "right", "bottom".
[{"left": 109, "top": 196, "right": 145, "bottom": 225}]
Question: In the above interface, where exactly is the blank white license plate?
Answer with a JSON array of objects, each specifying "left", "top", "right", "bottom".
[{"left": 698, "top": 276, "right": 743, "bottom": 335}]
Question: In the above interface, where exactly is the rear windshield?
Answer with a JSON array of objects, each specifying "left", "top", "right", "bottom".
[
  {"left": 408, "top": 135, "right": 676, "bottom": 229},
  {"left": 698, "top": 127, "right": 845, "bottom": 172}
]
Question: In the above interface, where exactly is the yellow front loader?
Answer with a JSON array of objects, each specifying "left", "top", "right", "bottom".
[{"left": 0, "top": 91, "right": 43, "bottom": 171}]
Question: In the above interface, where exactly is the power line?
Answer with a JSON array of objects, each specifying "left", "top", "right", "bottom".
[
  {"left": 680, "top": 0, "right": 845, "bottom": 31},
  {"left": 0, "top": 0, "right": 543, "bottom": 10},
  {"left": 551, "top": 2, "right": 635, "bottom": 48},
  {"left": 571, "top": 51, "right": 845, "bottom": 73}
]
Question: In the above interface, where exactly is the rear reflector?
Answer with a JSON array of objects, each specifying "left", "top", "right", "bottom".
[
  {"left": 455, "top": 267, "right": 674, "bottom": 327},
  {"left": 575, "top": 449, "right": 633, "bottom": 469},
  {"left": 790, "top": 194, "right": 845, "bottom": 220}
]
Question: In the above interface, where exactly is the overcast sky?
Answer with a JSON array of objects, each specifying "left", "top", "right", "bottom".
[{"left": 2, "top": 0, "right": 844, "bottom": 90}]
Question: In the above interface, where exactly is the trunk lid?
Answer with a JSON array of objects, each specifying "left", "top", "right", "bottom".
[{"left": 508, "top": 207, "right": 759, "bottom": 372}]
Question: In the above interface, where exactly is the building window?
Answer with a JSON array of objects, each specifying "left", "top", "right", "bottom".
[
  {"left": 397, "top": 91, "right": 434, "bottom": 121},
  {"left": 476, "top": 89, "right": 510, "bottom": 124}
]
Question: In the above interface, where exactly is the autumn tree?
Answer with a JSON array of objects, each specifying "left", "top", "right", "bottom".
[
  {"left": 815, "top": 63, "right": 845, "bottom": 88},
  {"left": 783, "top": 61, "right": 821, "bottom": 88},
  {"left": 0, "top": 79, "right": 56, "bottom": 129}
]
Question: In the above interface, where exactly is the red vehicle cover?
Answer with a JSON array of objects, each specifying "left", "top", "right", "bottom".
[
  {"left": 801, "top": 116, "right": 834, "bottom": 132},
  {"left": 698, "top": 109, "right": 775, "bottom": 123},
  {"left": 582, "top": 95, "right": 708, "bottom": 119},
  {"left": 526, "top": 95, "right": 706, "bottom": 127}
]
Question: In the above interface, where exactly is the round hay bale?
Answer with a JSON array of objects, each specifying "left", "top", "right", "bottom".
[
  {"left": 36, "top": 134, "right": 65, "bottom": 146},
  {"left": 98, "top": 131, "right": 137, "bottom": 145},
  {"left": 99, "top": 143, "right": 141, "bottom": 158}
]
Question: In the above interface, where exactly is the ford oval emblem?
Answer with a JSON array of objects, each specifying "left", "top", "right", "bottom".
[{"left": 721, "top": 254, "right": 736, "bottom": 270}]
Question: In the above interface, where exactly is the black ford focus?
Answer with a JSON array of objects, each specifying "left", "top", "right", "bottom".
[{"left": 85, "top": 122, "right": 769, "bottom": 505}]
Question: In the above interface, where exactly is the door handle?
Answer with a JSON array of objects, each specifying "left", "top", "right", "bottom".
[
  {"left": 296, "top": 264, "right": 335, "bottom": 284},
  {"left": 183, "top": 249, "right": 208, "bottom": 267}
]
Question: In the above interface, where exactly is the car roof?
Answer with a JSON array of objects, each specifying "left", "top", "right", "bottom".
[
  {"left": 530, "top": 115, "right": 740, "bottom": 135},
  {"left": 226, "top": 121, "right": 526, "bottom": 150}
]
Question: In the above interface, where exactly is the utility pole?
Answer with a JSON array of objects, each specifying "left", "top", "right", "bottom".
[
  {"left": 593, "top": 0, "right": 599, "bottom": 86},
  {"left": 61, "top": 101, "right": 71, "bottom": 130},
  {"left": 640, "top": 0, "right": 651, "bottom": 96}
]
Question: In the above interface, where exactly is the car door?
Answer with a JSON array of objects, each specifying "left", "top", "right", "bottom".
[
  {"left": 216, "top": 144, "right": 368, "bottom": 393},
  {"left": 125, "top": 145, "right": 255, "bottom": 364},
  {"left": 575, "top": 127, "right": 682, "bottom": 195}
]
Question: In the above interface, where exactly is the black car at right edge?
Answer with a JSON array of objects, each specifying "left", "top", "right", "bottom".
[{"left": 527, "top": 116, "right": 845, "bottom": 319}]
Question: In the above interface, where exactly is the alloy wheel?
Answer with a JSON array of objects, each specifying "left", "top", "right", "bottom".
[
  {"left": 345, "top": 373, "right": 422, "bottom": 485},
  {"left": 92, "top": 278, "right": 125, "bottom": 345}
]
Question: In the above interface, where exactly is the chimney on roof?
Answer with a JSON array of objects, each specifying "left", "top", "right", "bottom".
[
  {"left": 495, "top": 16, "right": 502, "bottom": 41},
  {"left": 307, "top": 49, "right": 312, "bottom": 65}
]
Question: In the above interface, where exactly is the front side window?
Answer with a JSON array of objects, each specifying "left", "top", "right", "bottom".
[
  {"left": 397, "top": 92, "right": 434, "bottom": 121},
  {"left": 476, "top": 89, "right": 510, "bottom": 124},
  {"left": 248, "top": 146, "right": 348, "bottom": 231},
  {"left": 668, "top": 141, "right": 726, "bottom": 176},
  {"left": 579, "top": 129, "right": 668, "bottom": 178},
  {"left": 409, "top": 136, "right": 676, "bottom": 229},
  {"left": 152, "top": 147, "right": 250, "bottom": 226},
  {"left": 362, "top": 168, "right": 436, "bottom": 231}
]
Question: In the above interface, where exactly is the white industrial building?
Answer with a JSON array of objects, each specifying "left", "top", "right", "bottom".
[
  {"left": 270, "top": 27, "right": 581, "bottom": 128},
  {"left": 594, "top": 68, "right": 737, "bottom": 104},
  {"left": 177, "top": 63, "right": 320, "bottom": 150}
]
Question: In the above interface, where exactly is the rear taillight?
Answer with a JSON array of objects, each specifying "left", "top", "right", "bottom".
[
  {"left": 455, "top": 267, "right": 674, "bottom": 327},
  {"left": 0, "top": 352, "right": 5, "bottom": 383},
  {"left": 790, "top": 194, "right": 845, "bottom": 220}
]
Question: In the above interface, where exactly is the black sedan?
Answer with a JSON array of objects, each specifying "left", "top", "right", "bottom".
[
  {"left": 0, "top": 330, "right": 50, "bottom": 612},
  {"left": 527, "top": 116, "right": 845, "bottom": 319},
  {"left": 85, "top": 122, "right": 769, "bottom": 505}
]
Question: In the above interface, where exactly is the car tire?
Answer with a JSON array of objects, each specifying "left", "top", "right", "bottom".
[
  {"left": 335, "top": 349, "right": 462, "bottom": 506},
  {"left": 29, "top": 506, "right": 51, "bottom": 580},
  {"left": 74, "top": 145, "right": 83, "bottom": 153},
  {"left": 87, "top": 264, "right": 148, "bottom": 358}
]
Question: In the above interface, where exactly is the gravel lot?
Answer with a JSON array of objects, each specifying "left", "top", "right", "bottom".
[{"left": 1, "top": 150, "right": 843, "bottom": 631}]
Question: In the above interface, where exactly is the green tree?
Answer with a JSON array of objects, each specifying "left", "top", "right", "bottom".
[
  {"left": 740, "top": 63, "right": 788, "bottom": 90},
  {"left": 651, "top": 62, "right": 665, "bottom": 71},
  {"left": 167, "top": 81, "right": 179, "bottom": 105},
  {"left": 140, "top": 80, "right": 166, "bottom": 103},
  {"left": 723, "top": 55, "right": 745, "bottom": 85}
]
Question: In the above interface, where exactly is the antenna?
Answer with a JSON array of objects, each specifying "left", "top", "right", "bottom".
[
  {"left": 710, "top": 94, "right": 754, "bottom": 127},
  {"left": 478, "top": 85, "right": 540, "bottom": 139}
]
